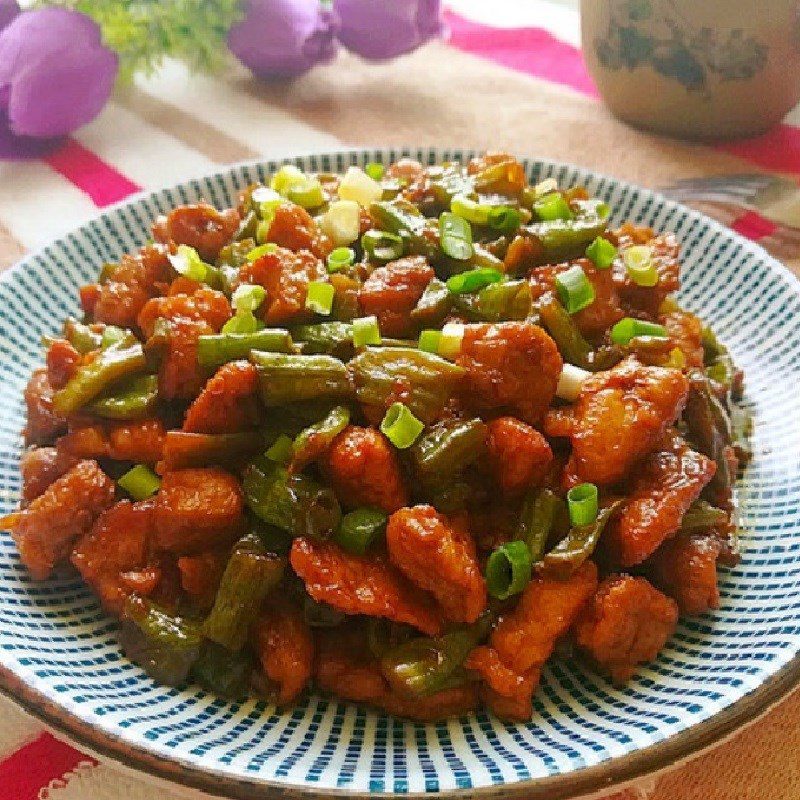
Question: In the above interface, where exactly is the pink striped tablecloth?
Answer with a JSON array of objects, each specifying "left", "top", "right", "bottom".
[{"left": 2, "top": 1, "right": 800, "bottom": 797}]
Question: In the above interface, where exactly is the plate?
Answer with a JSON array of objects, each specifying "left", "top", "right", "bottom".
[{"left": 1, "top": 148, "right": 800, "bottom": 800}]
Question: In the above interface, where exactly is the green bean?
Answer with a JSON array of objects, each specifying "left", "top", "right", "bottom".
[
  {"left": 410, "top": 418, "right": 487, "bottom": 479},
  {"left": 348, "top": 347, "right": 465, "bottom": 424},
  {"left": 380, "top": 611, "right": 492, "bottom": 697},
  {"left": 197, "top": 329, "right": 294, "bottom": 368},
  {"left": 452, "top": 279, "right": 532, "bottom": 323},
  {"left": 521, "top": 198, "right": 610, "bottom": 265},
  {"left": 367, "top": 618, "right": 415, "bottom": 659},
  {"left": 243, "top": 456, "right": 341, "bottom": 539},
  {"left": 541, "top": 500, "right": 622, "bottom": 579},
  {"left": 250, "top": 351, "right": 350, "bottom": 406},
  {"left": 292, "top": 321, "right": 354, "bottom": 359},
  {"left": 100, "top": 325, "right": 133, "bottom": 350},
  {"left": 63, "top": 317, "right": 102, "bottom": 354},
  {"left": 234, "top": 210, "right": 259, "bottom": 242},
  {"left": 291, "top": 405, "right": 350, "bottom": 471},
  {"left": 334, "top": 507, "right": 387, "bottom": 555},
  {"left": 410, "top": 278, "right": 452, "bottom": 329},
  {"left": 202, "top": 533, "right": 286, "bottom": 651},
  {"left": 162, "top": 431, "right": 265, "bottom": 470},
  {"left": 250, "top": 517, "right": 293, "bottom": 556},
  {"left": 87, "top": 373, "right": 159, "bottom": 419},
  {"left": 52, "top": 340, "right": 148, "bottom": 415},
  {"left": 515, "top": 488, "right": 566, "bottom": 563},
  {"left": 679, "top": 500, "right": 729, "bottom": 533},
  {"left": 428, "top": 165, "right": 474, "bottom": 208},
  {"left": 369, "top": 200, "right": 439, "bottom": 260},
  {"left": 119, "top": 596, "right": 202, "bottom": 686},
  {"left": 192, "top": 641, "right": 254, "bottom": 699}
]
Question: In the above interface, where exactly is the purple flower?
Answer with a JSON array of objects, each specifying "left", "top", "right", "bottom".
[
  {"left": 228, "top": 0, "right": 339, "bottom": 79},
  {"left": 0, "top": 0, "right": 20, "bottom": 33},
  {"left": 0, "top": 8, "right": 118, "bottom": 159},
  {"left": 334, "top": 0, "right": 443, "bottom": 61}
]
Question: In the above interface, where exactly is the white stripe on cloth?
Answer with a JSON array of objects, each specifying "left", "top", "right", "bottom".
[
  {"left": 444, "top": 0, "right": 582, "bottom": 46},
  {"left": 0, "top": 161, "right": 97, "bottom": 250},
  {"left": 135, "top": 60, "right": 342, "bottom": 160},
  {"left": 74, "top": 103, "right": 217, "bottom": 190}
]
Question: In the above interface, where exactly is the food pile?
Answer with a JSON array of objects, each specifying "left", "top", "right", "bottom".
[{"left": 2, "top": 153, "right": 750, "bottom": 720}]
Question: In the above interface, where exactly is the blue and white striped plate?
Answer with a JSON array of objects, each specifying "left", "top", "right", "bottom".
[{"left": 1, "top": 149, "right": 799, "bottom": 800}]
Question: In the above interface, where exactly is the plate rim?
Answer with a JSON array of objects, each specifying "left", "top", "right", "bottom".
[{"left": 2, "top": 147, "right": 799, "bottom": 799}]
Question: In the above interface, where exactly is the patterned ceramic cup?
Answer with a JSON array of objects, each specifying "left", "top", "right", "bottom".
[{"left": 582, "top": 0, "right": 800, "bottom": 139}]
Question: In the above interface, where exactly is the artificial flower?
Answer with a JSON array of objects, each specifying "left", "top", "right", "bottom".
[
  {"left": 334, "top": 0, "right": 443, "bottom": 61},
  {"left": 0, "top": 8, "right": 117, "bottom": 159},
  {"left": 228, "top": 0, "right": 339, "bottom": 79}
]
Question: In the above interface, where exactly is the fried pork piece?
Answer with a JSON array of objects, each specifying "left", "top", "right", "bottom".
[
  {"left": 94, "top": 244, "right": 172, "bottom": 328},
  {"left": 465, "top": 562, "right": 598, "bottom": 721},
  {"left": 315, "top": 628, "right": 478, "bottom": 720},
  {"left": 154, "top": 468, "right": 244, "bottom": 554},
  {"left": 545, "top": 358, "right": 689, "bottom": 486},
  {"left": 238, "top": 245, "right": 327, "bottom": 325},
  {"left": 137, "top": 287, "right": 232, "bottom": 338},
  {"left": 486, "top": 416, "right": 553, "bottom": 495},
  {"left": 71, "top": 499, "right": 156, "bottom": 613},
  {"left": 386, "top": 505, "right": 486, "bottom": 624},
  {"left": 265, "top": 202, "right": 332, "bottom": 259},
  {"left": 46, "top": 339, "right": 81, "bottom": 390},
  {"left": 20, "top": 446, "right": 80, "bottom": 502},
  {"left": 605, "top": 434, "right": 716, "bottom": 567},
  {"left": 57, "top": 419, "right": 166, "bottom": 465},
  {"left": 612, "top": 226, "right": 680, "bottom": 317},
  {"left": 456, "top": 322, "right": 563, "bottom": 424},
  {"left": 661, "top": 310, "right": 704, "bottom": 369},
  {"left": 177, "top": 550, "right": 228, "bottom": 610},
  {"left": 324, "top": 426, "right": 409, "bottom": 513},
  {"left": 253, "top": 598, "right": 314, "bottom": 705},
  {"left": 6, "top": 460, "right": 114, "bottom": 580},
  {"left": 290, "top": 537, "right": 443, "bottom": 636},
  {"left": 574, "top": 575, "right": 678, "bottom": 684},
  {"left": 646, "top": 533, "right": 722, "bottom": 616},
  {"left": 152, "top": 202, "right": 240, "bottom": 262},
  {"left": 183, "top": 361, "right": 260, "bottom": 434},
  {"left": 24, "top": 369, "right": 66, "bottom": 445},
  {"left": 358, "top": 256, "right": 435, "bottom": 337}
]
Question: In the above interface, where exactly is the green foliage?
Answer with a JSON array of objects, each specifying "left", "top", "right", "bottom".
[{"left": 40, "top": 0, "right": 243, "bottom": 82}]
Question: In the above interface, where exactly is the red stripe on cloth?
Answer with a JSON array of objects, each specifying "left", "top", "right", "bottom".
[
  {"left": 43, "top": 138, "right": 141, "bottom": 207},
  {"left": 0, "top": 732, "right": 95, "bottom": 800},
  {"left": 443, "top": 9, "right": 598, "bottom": 97},
  {"left": 731, "top": 210, "right": 778, "bottom": 241},
  {"left": 443, "top": 10, "right": 799, "bottom": 176}
]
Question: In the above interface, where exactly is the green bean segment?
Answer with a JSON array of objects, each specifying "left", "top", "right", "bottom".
[
  {"left": 250, "top": 351, "right": 351, "bottom": 405},
  {"left": 197, "top": 329, "right": 293, "bottom": 368}
]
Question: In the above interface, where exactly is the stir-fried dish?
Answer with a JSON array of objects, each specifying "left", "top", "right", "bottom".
[{"left": 1, "top": 154, "right": 751, "bottom": 721}]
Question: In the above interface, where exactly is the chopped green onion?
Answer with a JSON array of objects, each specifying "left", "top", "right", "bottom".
[
  {"left": 118, "top": 464, "right": 161, "bottom": 501},
  {"left": 305, "top": 281, "right": 335, "bottom": 315},
  {"left": 556, "top": 363, "right": 591, "bottom": 401},
  {"left": 365, "top": 162, "right": 385, "bottom": 182},
  {"left": 266, "top": 434, "right": 294, "bottom": 464},
  {"left": 246, "top": 243, "right": 278, "bottom": 262},
  {"left": 446, "top": 267, "right": 503, "bottom": 295},
  {"left": 567, "top": 483, "right": 598, "bottom": 527},
  {"left": 585, "top": 236, "right": 618, "bottom": 269},
  {"left": 624, "top": 245, "right": 658, "bottom": 287},
  {"left": 169, "top": 244, "right": 207, "bottom": 282},
  {"left": 610, "top": 317, "right": 668, "bottom": 345},
  {"left": 486, "top": 540, "right": 532, "bottom": 600},
  {"left": 418, "top": 329, "right": 441, "bottom": 353},
  {"left": 555, "top": 265, "right": 595, "bottom": 314},
  {"left": 380, "top": 402, "right": 424, "bottom": 449},
  {"left": 438, "top": 322, "right": 464, "bottom": 359},
  {"left": 232, "top": 283, "right": 266, "bottom": 313},
  {"left": 533, "top": 178, "right": 558, "bottom": 198},
  {"left": 439, "top": 212, "right": 473, "bottom": 261},
  {"left": 335, "top": 507, "right": 388, "bottom": 555},
  {"left": 222, "top": 311, "right": 264, "bottom": 334},
  {"left": 100, "top": 325, "right": 127, "bottom": 349},
  {"left": 487, "top": 206, "right": 522, "bottom": 234},
  {"left": 251, "top": 186, "right": 282, "bottom": 206},
  {"left": 362, "top": 230, "right": 403, "bottom": 262},
  {"left": 327, "top": 246, "right": 355, "bottom": 273},
  {"left": 533, "top": 192, "right": 574, "bottom": 221},
  {"left": 287, "top": 180, "right": 325, "bottom": 209},
  {"left": 320, "top": 200, "right": 360, "bottom": 246},
  {"left": 450, "top": 195, "right": 491, "bottom": 225},
  {"left": 338, "top": 166, "right": 384, "bottom": 207},
  {"left": 352, "top": 315, "right": 381, "bottom": 348},
  {"left": 270, "top": 164, "right": 306, "bottom": 195}
]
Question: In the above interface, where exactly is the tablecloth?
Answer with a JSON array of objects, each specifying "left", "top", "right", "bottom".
[{"left": 2, "top": 1, "right": 800, "bottom": 797}]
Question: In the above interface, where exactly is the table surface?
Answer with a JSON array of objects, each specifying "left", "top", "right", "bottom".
[{"left": 2, "top": 1, "right": 800, "bottom": 798}]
